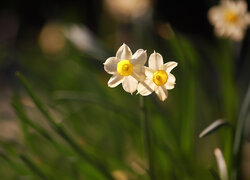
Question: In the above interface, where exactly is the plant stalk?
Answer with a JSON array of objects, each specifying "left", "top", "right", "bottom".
[{"left": 140, "top": 96, "right": 155, "bottom": 180}]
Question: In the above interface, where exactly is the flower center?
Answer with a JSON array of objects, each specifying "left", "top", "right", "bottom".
[
  {"left": 153, "top": 70, "right": 168, "bottom": 86},
  {"left": 225, "top": 10, "right": 238, "bottom": 23},
  {"left": 117, "top": 60, "right": 133, "bottom": 76}
]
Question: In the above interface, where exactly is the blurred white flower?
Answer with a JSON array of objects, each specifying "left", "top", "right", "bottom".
[
  {"left": 137, "top": 52, "right": 177, "bottom": 101},
  {"left": 104, "top": 44, "right": 147, "bottom": 94},
  {"left": 38, "top": 23, "right": 65, "bottom": 54},
  {"left": 104, "top": 0, "right": 151, "bottom": 22},
  {"left": 63, "top": 24, "right": 106, "bottom": 59},
  {"left": 208, "top": 0, "right": 250, "bottom": 41}
]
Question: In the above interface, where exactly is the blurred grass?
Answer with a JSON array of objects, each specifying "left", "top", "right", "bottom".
[{"left": 14, "top": 72, "right": 116, "bottom": 180}]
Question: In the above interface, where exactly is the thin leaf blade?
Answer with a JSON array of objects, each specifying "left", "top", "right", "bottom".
[{"left": 199, "top": 119, "right": 229, "bottom": 138}]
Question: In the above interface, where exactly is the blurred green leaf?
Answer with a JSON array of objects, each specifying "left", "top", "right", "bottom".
[{"left": 199, "top": 119, "right": 229, "bottom": 138}]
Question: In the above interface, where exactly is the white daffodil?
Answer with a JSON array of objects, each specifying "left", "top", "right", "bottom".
[
  {"left": 208, "top": 0, "right": 250, "bottom": 41},
  {"left": 104, "top": 44, "right": 147, "bottom": 94},
  {"left": 137, "top": 52, "right": 177, "bottom": 101},
  {"left": 104, "top": 0, "right": 150, "bottom": 22}
]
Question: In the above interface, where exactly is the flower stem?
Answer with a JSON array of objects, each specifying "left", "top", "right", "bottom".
[{"left": 139, "top": 96, "right": 155, "bottom": 180}]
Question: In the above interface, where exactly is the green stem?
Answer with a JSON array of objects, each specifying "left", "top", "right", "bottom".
[{"left": 140, "top": 96, "right": 155, "bottom": 180}]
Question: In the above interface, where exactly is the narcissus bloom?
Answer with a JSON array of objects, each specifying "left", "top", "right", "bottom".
[
  {"left": 137, "top": 52, "right": 177, "bottom": 101},
  {"left": 104, "top": 44, "right": 147, "bottom": 94},
  {"left": 104, "top": 0, "right": 150, "bottom": 22},
  {"left": 208, "top": 0, "right": 250, "bottom": 41}
]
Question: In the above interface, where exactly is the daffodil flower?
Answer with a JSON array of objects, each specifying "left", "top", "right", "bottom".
[
  {"left": 104, "top": 44, "right": 147, "bottom": 94},
  {"left": 208, "top": 0, "right": 250, "bottom": 41},
  {"left": 137, "top": 52, "right": 177, "bottom": 101}
]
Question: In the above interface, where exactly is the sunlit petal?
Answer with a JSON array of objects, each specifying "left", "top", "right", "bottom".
[
  {"left": 148, "top": 52, "right": 164, "bottom": 70},
  {"left": 122, "top": 76, "right": 138, "bottom": 94},
  {"left": 104, "top": 57, "right": 119, "bottom": 74},
  {"left": 133, "top": 65, "right": 146, "bottom": 81},
  {"left": 155, "top": 86, "right": 168, "bottom": 101},
  {"left": 145, "top": 67, "right": 154, "bottom": 78},
  {"left": 168, "top": 73, "right": 176, "bottom": 84},
  {"left": 165, "top": 82, "right": 175, "bottom": 90},
  {"left": 131, "top": 49, "right": 147, "bottom": 65},
  {"left": 116, "top": 43, "right": 132, "bottom": 60},
  {"left": 162, "top": 61, "right": 178, "bottom": 73},
  {"left": 164, "top": 73, "right": 176, "bottom": 89},
  {"left": 108, "top": 74, "right": 124, "bottom": 87},
  {"left": 137, "top": 78, "right": 154, "bottom": 96}
]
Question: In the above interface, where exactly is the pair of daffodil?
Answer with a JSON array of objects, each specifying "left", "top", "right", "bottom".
[{"left": 104, "top": 44, "right": 177, "bottom": 101}]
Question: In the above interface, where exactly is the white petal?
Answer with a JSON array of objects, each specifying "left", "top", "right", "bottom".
[
  {"left": 163, "top": 61, "right": 178, "bottom": 73},
  {"left": 155, "top": 86, "right": 168, "bottom": 101},
  {"left": 168, "top": 73, "right": 176, "bottom": 84},
  {"left": 104, "top": 57, "right": 119, "bottom": 74},
  {"left": 131, "top": 49, "right": 147, "bottom": 65},
  {"left": 223, "top": 1, "right": 234, "bottom": 9},
  {"left": 145, "top": 67, "right": 154, "bottom": 78},
  {"left": 116, "top": 43, "right": 132, "bottom": 60},
  {"left": 208, "top": 6, "right": 222, "bottom": 24},
  {"left": 122, "top": 76, "right": 138, "bottom": 94},
  {"left": 137, "top": 79, "right": 154, "bottom": 96},
  {"left": 165, "top": 73, "right": 176, "bottom": 90},
  {"left": 148, "top": 52, "right": 164, "bottom": 70},
  {"left": 231, "top": 28, "right": 244, "bottom": 41},
  {"left": 133, "top": 65, "right": 146, "bottom": 81},
  {"left": 245, "top": 13, "right": 250, "bottom": 24},
  {"left": 165, "top": 82, "right": 175, "bottom": 90},
  {"left": 108, "top": 74, "right": 123, "bottom": 88},
  {"left": 235, "top": 1, "right": 247, "bottom": 14}
]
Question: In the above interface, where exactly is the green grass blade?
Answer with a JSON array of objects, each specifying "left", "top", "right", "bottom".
[
  {"left": 54, "top": 90, "right": 137, "bottom": 120},
  {"left": 16, "top": 72, "right": 56, "bottom": 126},
  {"left": 16, "top": 72, "right": 114, "bottom": 180},
  {"left": 19, "top": 154, "right": 49, "bottom": 179},
  {"left": 233, "top": 83, "right": 250, "bottom": 154},
  {"left": 12, "top": 94, "right": 56, "bottom": 145},
  {"left": 199, "top": 119, "right": 229, "bottom": 138},
  {"left": 0, "top": 152, "right": 27, "bottom": 175},
  {"left": 168, "top": 33, "right": 197, "bottom": 157},
  {"left": 232, "top": 83, "right": 250, "bottom": 179},
  {"left": 11, "top": 95, "right": 71, "bottom": 157}
]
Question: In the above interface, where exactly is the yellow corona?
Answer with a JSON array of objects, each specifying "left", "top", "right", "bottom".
[
  {"left": 117, "top": 60, "right": 133, "bottom": 76},
  {"left": 153, "top": 70, "right": 168, "bottom": 86},
  {"left": 225, "top": 10, "right": 238, "bottom": 23}
]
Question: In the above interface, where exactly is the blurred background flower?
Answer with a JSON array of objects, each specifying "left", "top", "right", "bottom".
[
  {"left": 38, "top": 22, "right": 66, "bottom": 55},
  {"left": 104, "top": 0, "right": 151, "bottom": 22},
  {"left": 208, "top": 0, "right": 250, "bottom": 41},
  {"left": 64, "top": 24, "right": 106, "bottom": 59}
]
